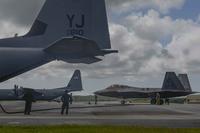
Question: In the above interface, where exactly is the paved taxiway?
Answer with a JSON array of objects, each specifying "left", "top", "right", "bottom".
[{"left": 0, "top": 101, "right": 199, "bottom": 128}]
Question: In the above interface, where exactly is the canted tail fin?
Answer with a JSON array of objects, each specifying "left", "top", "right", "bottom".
[
  {"left": 162, "top": 72, "right": 184, "bottom": 91},
  {"left": 25, "top": 0, "right": 111, "bottom": 49},
  {"left": 66, "top": 70, "right": 83, "bottom": 92},
  {"left": 178, "top": 74, "right": 192, "bottom": 92}
]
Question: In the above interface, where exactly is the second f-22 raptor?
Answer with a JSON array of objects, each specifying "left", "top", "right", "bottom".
[
  {"left": 0, "top": 0, "right": 117, "bottom": 82},
  {"left": 95, "top": 72, "right": 196, "bottom": 104}
]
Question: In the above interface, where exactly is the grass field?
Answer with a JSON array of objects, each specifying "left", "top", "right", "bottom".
[{"left": 0, "top": 125, "right": 199, "bottom": 133}]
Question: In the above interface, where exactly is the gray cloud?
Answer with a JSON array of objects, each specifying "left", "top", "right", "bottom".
[
  {"left": 107, "top": 0, "right": 185, "bottom": 14},
  {"left": 0, "top": 0, "right": 44, "bottom": 27},
  {"left": 0, "top": 0, "right": 186, "bottom": 28}
]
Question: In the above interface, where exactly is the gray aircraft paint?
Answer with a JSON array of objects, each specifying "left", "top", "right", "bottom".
[
  {"left": 0, "top": 0, "right": 117, "bottom": 82},
  {"left": 0, "top": 70, "right": 82, "bottom": 101},
  {"left": 95, "top": 72, "right": 196, "bottom": 99},
  {"left": 162, "top": 72, "right": 184, "bottom": 91},
  {"left": 178, "top": 74, "right": 192, "bottom": 92}
]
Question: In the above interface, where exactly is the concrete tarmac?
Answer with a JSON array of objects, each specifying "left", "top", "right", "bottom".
[{"left": 0, "top": 101, "right": 200, "bottom": 128}]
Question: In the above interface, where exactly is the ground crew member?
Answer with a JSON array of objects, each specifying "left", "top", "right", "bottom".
[
  {"left": 70, "top": 93, "right": 73, "bottom": 105},
  {"left": 156, "top": 93, "right": 160, "bottom": 105},
  {"left": 23, "top": 92, "right": 34, "bottom": 115},
  {"left": 95, "top": 95, "right": 98, "bottom": 105},
  {"left": 61, "top": 92, "right": 72, "bottom": 115}
]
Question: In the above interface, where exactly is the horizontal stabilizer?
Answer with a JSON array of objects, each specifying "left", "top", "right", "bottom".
[
  {"left": 44, "top": 36, "right": 100, "bottom": 55},
  {"left": 63, "top": 57, "right": 102, "bottom": 64},
  {"left": 101, "top": 49, "right": 119, "bottom": 55},
  {"left": 44, "top": 36, "right": 114, "bottom": 64}
]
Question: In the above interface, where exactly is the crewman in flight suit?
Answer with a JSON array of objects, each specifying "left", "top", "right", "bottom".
[
  {"left": 61, "top": 91, "right": 73, "bottom": 115},
  {"left": 23, "top": 91, "right": 34, "bottom": 115},
  {"left": 95, "top": 95, "right": 98, "bottom": 105}
]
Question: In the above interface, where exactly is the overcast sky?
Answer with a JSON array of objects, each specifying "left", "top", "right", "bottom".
[{"left": 0, "top": 0, "right": 200, "bottom": 95}]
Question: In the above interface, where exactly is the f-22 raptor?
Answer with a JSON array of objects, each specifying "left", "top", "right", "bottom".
[
  {"left": 0, "top": 0, "right": 117, "bottom": 82},
  {"left": 95, "top": 72, "right": 196, "bottom": 104}
]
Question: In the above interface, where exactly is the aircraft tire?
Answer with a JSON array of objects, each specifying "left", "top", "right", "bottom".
[
  {"left": 121, "top": 100, "right": 126, "bottom": 105},
  {"left": 160, "top": 99, "right": 164, "bottom": 105},
  {"left": 150, "top": 99, "right": 156, "bottom": 105}
]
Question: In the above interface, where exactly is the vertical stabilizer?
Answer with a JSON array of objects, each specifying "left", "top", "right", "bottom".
[
  {"left": 25, "top": 0, "right": 111, "bottom": 49},
  {"left": 66, "top": 70, "right": 83, "bottom": 92},
  {"left": 162, "top": 72, "right": 184, "bottom": 91},
  {"left": 178, "top": 74, "right": 192, "bottom": 92}
]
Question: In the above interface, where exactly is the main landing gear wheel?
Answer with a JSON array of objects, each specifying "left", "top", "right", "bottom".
[
  {"left": 151, "top": 99, "right": 164, "bottom": 105},
  {"left": 160, "top": 99, "right": 164, "bottom": 105},
  {"left": 150, "top": 99, "right": 156, "bottom": 105},
  {"left": 121, "top": 100, "right": 126, "bottom": 105}
]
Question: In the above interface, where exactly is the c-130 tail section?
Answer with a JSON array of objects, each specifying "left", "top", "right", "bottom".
[
  {"left": 0, "top": 0, "right": 117, "bottom": 83},
  {"left": 25, "top": 0, "right": 111, "bottom": 49},
  {"left": 26, "top": 0, "right": 117, "bottom": 64},
  {"left": 66, "top": 70, "right": 83, "bottom": 92}
]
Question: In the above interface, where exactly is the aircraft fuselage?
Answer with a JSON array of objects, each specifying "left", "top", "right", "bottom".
[
  {"left": 0, "top": 88, "right": 65, "bottom": 101},
  {"left": 95, "top": 88, "right": 194, "bottom": 99}
]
